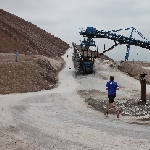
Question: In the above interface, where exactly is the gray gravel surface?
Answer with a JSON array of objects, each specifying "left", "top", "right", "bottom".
[
  {"left": 0, "top": 48, "right": 150, "bottom": 149},
  {"left": 11, "top": 93, "right": 150, "bottom": 149}
]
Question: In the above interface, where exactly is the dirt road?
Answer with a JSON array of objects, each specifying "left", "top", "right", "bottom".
[{"left": 0, "top": 48, "right": 150, "bottom": 149}]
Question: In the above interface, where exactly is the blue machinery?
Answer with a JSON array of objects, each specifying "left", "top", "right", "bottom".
[{"left": 79, "top": 27, "right": 150, "bottom": 61}]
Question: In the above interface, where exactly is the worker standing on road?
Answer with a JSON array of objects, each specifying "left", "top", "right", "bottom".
[
  {"left": 104, "top": 76, "right": 120, "bottom": 118},
  {"left": 14, "top": 50, "right": 19, "bottom": 62}
]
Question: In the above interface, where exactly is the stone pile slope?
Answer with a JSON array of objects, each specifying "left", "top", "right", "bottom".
[
  {"left": 0, "top": 9, "right": 69, "bottom": 57},
  {"left": 0, "top": 9, "right": 69, "bottom": 94}
]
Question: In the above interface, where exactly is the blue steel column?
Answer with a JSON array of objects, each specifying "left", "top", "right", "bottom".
[{"left": 125, "top": 28, "right": 134, "bottom": 61}]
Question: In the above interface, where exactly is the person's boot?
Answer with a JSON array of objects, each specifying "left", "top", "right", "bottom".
[
  {"left": 104, "top": 111, "right": 108, "bottom": 117},
  {"left": 116, "top": 110, "right": 121, "bottom": 118}
]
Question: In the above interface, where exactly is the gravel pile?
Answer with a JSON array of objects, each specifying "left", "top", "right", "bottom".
[{"left": 86, "top": 97, "right": 150, "bottom": 117}]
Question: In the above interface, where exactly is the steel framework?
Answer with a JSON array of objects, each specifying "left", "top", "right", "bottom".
[{"left": 79, "top": 27, "right": 150, "bottom": 61}]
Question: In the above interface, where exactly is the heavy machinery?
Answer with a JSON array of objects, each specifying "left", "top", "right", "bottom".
[
  {"left": 73, "top": 26, "right": 150, "bottom": 75},
  {"left": 72, "top": 38, "right": 98, "bottom": 74},
  {"left": 80, "top": 38, "right": 98, "bottom": 74},
  {"left": 79, "top": 27, "right": 150, "bottom": 61}
]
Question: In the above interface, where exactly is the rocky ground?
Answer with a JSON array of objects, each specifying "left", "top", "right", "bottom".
[
  {"left": 0, "top": 53, "right": 65, "bottom": 94},
  {"left": 0, "top": 9, "right": 69, "bottom": 94},
  {"left": 115, "top": 60, "right": 150, "bottom": 84},
  {"left": 0, "top": 49, "right": 150, "bottom": 149},
  {"left": 1, "top": 8, "right": 150, "bottom": 150},
  {"left": 76, "top": 58, "right": 150, "bottom": 126}
]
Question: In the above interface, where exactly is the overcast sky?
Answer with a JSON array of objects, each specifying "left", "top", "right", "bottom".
[{"left": 1, "top": 0, "right": 150, "bottom": 61}]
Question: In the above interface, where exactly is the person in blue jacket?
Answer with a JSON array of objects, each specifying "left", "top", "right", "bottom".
[{"left": 104, "top": 76, "right": 120, "bottom": 117}]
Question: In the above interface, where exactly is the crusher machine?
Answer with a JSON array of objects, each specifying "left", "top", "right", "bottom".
[{"left": 72, "top": 38, "right": 98, "bottom": 75}]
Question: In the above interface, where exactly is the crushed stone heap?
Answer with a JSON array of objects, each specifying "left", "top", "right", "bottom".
[
  {"left": 0, "top": 9, "right": 69, "bottom": 57},
  {"left": 0, "top": 9, "right": 70, "bottom": 94}
]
